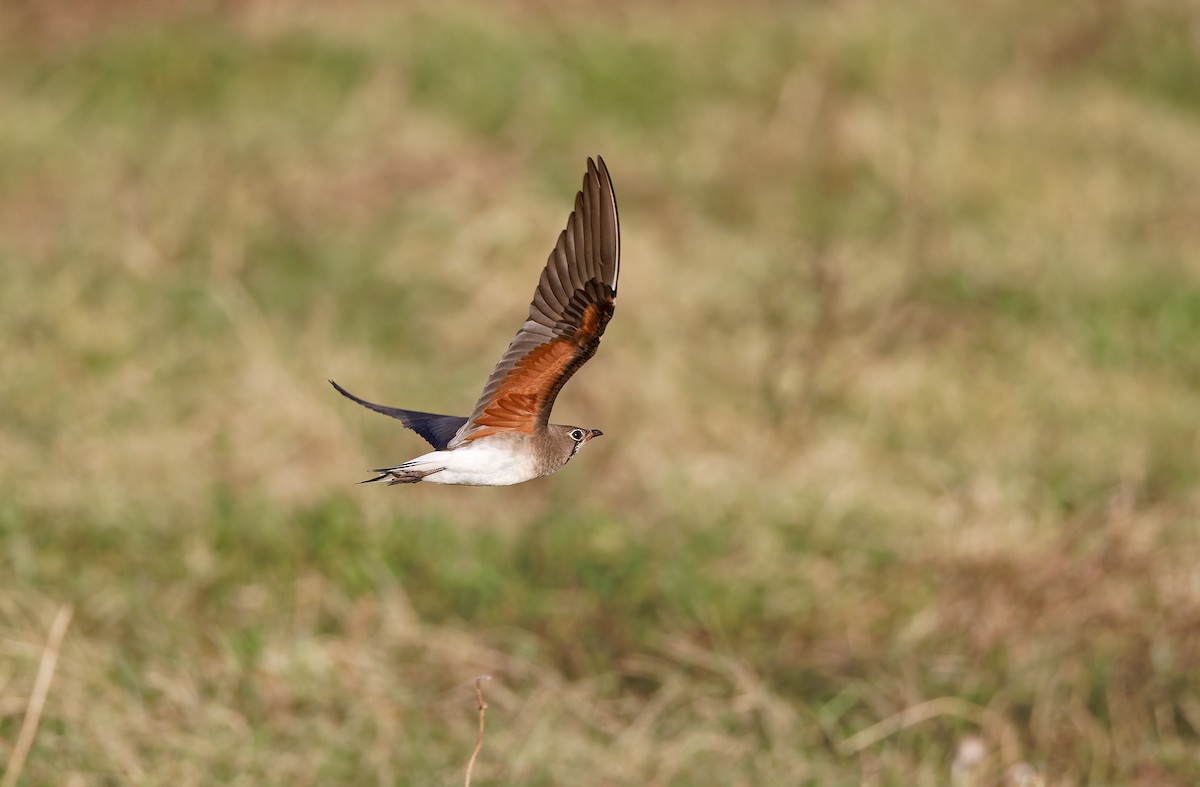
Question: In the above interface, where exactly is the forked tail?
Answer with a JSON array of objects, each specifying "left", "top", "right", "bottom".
[{"left": 360, "top": 466, "right": 445, "bottom": 485}]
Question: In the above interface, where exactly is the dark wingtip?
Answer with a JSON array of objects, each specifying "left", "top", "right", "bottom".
[{"left": 328, "top": 379, "right": 373, "bottom": 409}]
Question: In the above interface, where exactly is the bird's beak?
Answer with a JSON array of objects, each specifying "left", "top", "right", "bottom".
[{"left": 588, "top": 429, "right": 604, "bottom": 440}]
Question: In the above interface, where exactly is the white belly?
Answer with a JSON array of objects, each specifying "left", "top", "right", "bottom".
[{"left": 396, "top": 441, "right": 540, "bottom": 486}]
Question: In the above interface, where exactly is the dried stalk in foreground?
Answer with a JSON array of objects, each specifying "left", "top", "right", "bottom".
[
  {"left": 464, "top": 675, "right": 491, "bottom": 787},
  {"left": 2, "top": 605, "right": 73, "bottom": 787}
]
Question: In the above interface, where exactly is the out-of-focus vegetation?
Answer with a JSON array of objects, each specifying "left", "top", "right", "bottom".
[{"left": 2, "top": 1, "right": 1199, "bottom": 784}]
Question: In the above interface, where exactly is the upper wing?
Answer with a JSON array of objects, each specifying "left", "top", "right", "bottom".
[
  {"left": 329, "top": 379, "right": 469, "bottom": 450},
  {"left": 451, "top": 157, "right": 620, "bottom": 445}
]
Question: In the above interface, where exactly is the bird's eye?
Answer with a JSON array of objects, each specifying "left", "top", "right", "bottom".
[{"left": 570, "top": 429, "right": 584, "bottom": 441}]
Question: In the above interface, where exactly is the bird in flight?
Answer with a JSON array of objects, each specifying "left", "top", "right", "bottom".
[{"left": 331, "top": 157, "right": 620, "bottom": 486}]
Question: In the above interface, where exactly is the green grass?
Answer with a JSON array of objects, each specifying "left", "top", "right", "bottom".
[{"left": 2, "top": 1, "right": 1200, "bottom": 784}]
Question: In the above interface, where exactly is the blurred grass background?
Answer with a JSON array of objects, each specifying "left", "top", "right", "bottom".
[{"left": 2, "top": 0, "right": 1200, "bottom": 784}]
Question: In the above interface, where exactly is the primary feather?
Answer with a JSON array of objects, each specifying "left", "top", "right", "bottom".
[{"left": 328, "top": 380, "right": 468, "bottom": 451}]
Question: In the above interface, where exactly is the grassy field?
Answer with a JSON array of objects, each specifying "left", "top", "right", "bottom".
[{"left": 2, "top": 1, "right": 1200, "bottom": 784}]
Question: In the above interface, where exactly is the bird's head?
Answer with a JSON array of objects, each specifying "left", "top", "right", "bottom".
[{"left": 549, "top": 424, "right": 603, "bottom": 465}]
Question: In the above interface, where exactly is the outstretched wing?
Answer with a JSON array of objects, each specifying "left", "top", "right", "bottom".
[
  {"left": 451, "top": 157, "right": 620, "bottom": 446},
  {"left": 329, "top": 380, "right": 468, "bottom": 450}
]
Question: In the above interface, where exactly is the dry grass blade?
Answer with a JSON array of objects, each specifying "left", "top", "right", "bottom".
[
  {"left": 464, "top": 675, "right": 492, "bottom": 787},
  {"left": 2, "top": 605, "right": 74, "bottom": 787},
  {"left": 840, "top": 697, "right": 988, "bottom": 755}
]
